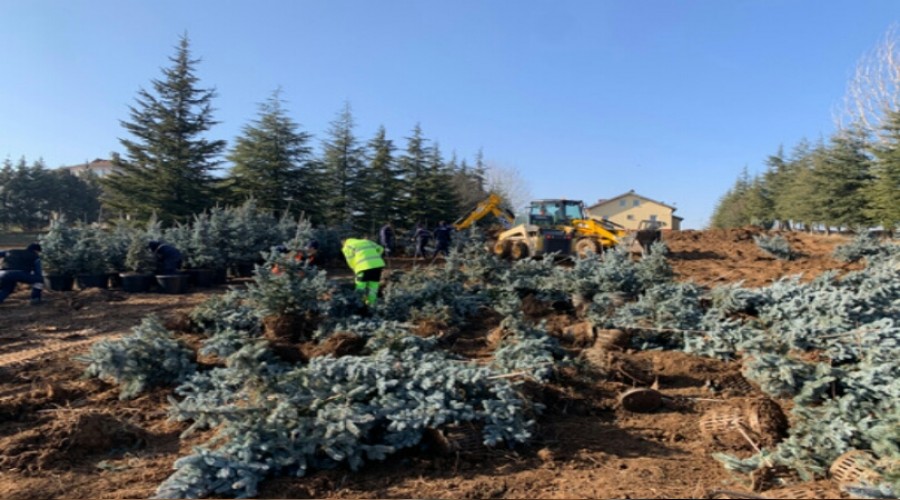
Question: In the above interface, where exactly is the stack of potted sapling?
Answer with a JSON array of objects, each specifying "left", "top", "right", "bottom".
[
  {"left": 120, "top": 233, "right": 157, "bottom": 293},
  {"left": 39, "top": 218, "right": 78, "bottom": 291},
  {"left": 71, "top": 226, "right": 110, "bottom": 289}
]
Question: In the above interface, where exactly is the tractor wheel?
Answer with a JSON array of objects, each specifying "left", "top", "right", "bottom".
[
  {"left": 510, "top": 241, "right": 530, "bottom": 260},
  {"left": 575, "top": 238, "right": 599, "bottom": 258},
  {"left": 493, "top": 240, "right": 511, "bottom": 258}
]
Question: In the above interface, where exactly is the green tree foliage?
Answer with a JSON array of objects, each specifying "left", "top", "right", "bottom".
[
  {"left": 226, "top": 89, "right": 318, "bottom": 220},
  {"left": 710, "top": 168, "right": 755, "bottom": 228},
  {"left": 397, "top": 124, "right": 432, "bottom": 228},
  {"left": 867, "top": 108, "right": 900, "bottom": 232},
  {"left": 0, "top": 158, "right": 102, "bottom": 230},
  {"left": 357, "top": 126, "right": 401, "bottom": 235},
  {"left": 812, "top": 126, "right": 873, "bottom": 231},
  {"left": 103, "top": 35, "right": 226, "bottom": 224},
  {"left": 319, "top": 103, "right": 365, "bottom": 229}
]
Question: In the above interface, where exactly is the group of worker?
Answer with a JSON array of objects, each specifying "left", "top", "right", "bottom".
[
  {"left": 378, "top": 221, "right": 453, "bottom": 260},
  {"left": 2, "top": 221, "right": 455, "bottom": 309}
]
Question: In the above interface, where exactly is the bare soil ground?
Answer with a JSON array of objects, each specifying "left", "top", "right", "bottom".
[{"left": 0, "top": 229, "right": 858, "bottom": 499}]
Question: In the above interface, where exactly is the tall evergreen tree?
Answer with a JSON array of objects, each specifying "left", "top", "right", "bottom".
[
  {"left": 423, "top": 143, "right": 461, "bottom": 225},
  {"left": 320, "top": 103, "right": 365, "bottom": 228},
  {"left": 867, "top": 108, "right": 900, "bottom": 233},
  {"left": 102, "top": 35, "right": 226, "bottom": 224},
  {"left": 812, "top": 126, "right": 873, "bottom": 231},
  {"left": 226, "top": 89, "right": 317, "bottom": 220},
  {"left": 762, "top": 146, "right": 793, "bottom": 229},
  {"left": 709, "top": 167, "right": 753, "bottom": 228},
  {"left": 357, "top": 125, "right": 400, "bottom": 235},
  {"left": 397, "top": 124, "right": 432, "bottom": 228}
]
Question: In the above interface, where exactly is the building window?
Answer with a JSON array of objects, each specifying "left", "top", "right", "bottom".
[
  {"left": 602, "top": 215, "right": 609, "bottom": 221},
  {"left": 626, "top": 214, "right": 635, "bottom": 220},
  {"left": 619, "top": 199, "right": 626, "bottom": 207},
  {"left": 633, "top": 199, "right": 640, "bottom": 206},
  {"left": 649, "top": 214, "right": 657, "bottom": 221}
]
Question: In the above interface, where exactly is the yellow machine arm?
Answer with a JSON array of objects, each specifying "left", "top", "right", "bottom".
[{"left": 454, "top": 193, "right": 515, "bottom": 230}]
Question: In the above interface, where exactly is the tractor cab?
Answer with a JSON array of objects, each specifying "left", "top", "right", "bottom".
[{"left": 526, "top": 199, "right": 586, "bottom": 227}]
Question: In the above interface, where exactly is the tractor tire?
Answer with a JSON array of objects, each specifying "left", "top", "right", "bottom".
[
  {"left": 575, "top": 238, "right": 600, "bottom": 258},
  {"left": 493, "top": 240, "right": 511, "bottom": 258},
  {"left": 510, "top": 241, "right": 530, "bottom": 260}
]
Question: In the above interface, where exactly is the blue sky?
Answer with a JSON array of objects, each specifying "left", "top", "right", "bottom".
[{"left": 1, "top": 1, "right": 898, "bottom": 228}]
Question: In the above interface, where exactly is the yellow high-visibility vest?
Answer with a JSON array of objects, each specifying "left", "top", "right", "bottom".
[{"left": 342, "top": 238, "right": 385, "bottom": 273}]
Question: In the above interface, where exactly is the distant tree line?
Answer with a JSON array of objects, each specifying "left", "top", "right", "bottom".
[
  {"left": 712, "top": 27, "right": 900, "bottom": 234},
  {"left": 4, "top": 35, "right": 502, "bottom": 237},
  {"left": 711, "top": 119, "right": 899, "bottom": 234},
  {"left": 0, "top": 158, "right": 102, "bottom": 231},
  {"left": 99, "top": 35, "right": 494, "bottom": 235}
]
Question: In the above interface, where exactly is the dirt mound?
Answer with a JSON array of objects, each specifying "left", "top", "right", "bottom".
[
  {"left": 663, "top": 228, "right": 860, "bottom": 287},
  {"left": 0, "top": 410, "right": 146, "bottom": 472}
]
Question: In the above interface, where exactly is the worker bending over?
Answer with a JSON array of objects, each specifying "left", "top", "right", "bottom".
[{"left": 341, "top": 237, "right": 385, "bottom": 307}]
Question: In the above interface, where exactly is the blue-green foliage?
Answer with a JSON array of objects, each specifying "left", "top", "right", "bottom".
[
  {"left": 158, "top": 322, "right": 534, "bottom": 499},
  {"left": 379, "top": 266, "right": 486, "bottom": 325},
  {"left": 832, "top": 232, "right": 899, "bottom": 263},
  {"left": 245, "top": 251, "right": 331, "bottom": 317},
  {"left": 491, "top": 316, "right": 564, "bottom": 383},
  {"left": 77, "top": 316, "right": 196, "bottom": 400},
  {"left": 754, "top": 233, "right": 793, "bottom": 260},
  {"left": 612, "top": 282, "right": 704, "bottom": 349}
]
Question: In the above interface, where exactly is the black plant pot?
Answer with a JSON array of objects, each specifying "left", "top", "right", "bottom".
[
  {"left": 108, "top": 272, "right": 123, "bottom": 289},
  {"left": 231, "top": 261, "right": 256, "bottom": 278},
  {"left": 213, "top": 267, "right": 228, "bottom": 285},
  {"left": 186, "top": 268, "right": 216, "bottom": 288},
  {"left": 44, "top": 274, "right": 74, "bottom": 292},
  {"left": 120, "top": 273, "right": 153, "bottom": 293},
  {"left": 156, "top": 274, "right": 189, "bottom": 294},
  {"left": 76, "top": 273, "right": 109, "bottom": 290}
]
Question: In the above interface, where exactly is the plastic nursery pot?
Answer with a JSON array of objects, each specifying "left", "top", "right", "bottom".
[
  {"left": 156, "top": 274, "right": 189, "bottom": 294},
  {"left": 76, "top": 273, "right": 109, "bottom": 290},
  {"left": 107, "top": 273, "right": 123, "bottom": 289},
  {"left": 185, "top": 268, "right": 216, "bottom": 288},
  {"left": 44, "top": 274, "right": 74, "bottom": 292},
  {"left": 119, "top": 273, "right": 154, "bottom": 293}
]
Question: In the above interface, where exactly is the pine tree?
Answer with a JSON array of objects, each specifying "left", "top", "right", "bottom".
[
  {"left": 226, "top": 89, "right": 317, "bottom": 220},
  {"left": 357, "top": 126, "right": 400, "bottom": 235},
  {"left": 397, "top": 124, "right": 432, "bottom": 228},
  {"left": 780, "top": 144, "right": 822, "bottom": 231},
  {"left": 421, "top": 143, "right": 461, "bottom": 225},
  {"left": 812, "top": 126, "right": 873, "bottom": 232},
  {"left": 867, "top": 108, "right": 900, "bottom": 233},
  {"left": 763, "top": 146, "right": 794, "bottom": 230},
  {"left": 102, "top": 35, "right": 226, "bottom": 224},
  {"left": 709, "top": 168, "right": 753, "bottom": 228},
  {"left": 320, "top": 103, "right": 365, "bottom": 228}
]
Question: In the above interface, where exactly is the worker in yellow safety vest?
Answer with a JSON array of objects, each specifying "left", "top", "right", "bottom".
[{"left": 341, "top": 237, "right": 386, "bottom": 306}]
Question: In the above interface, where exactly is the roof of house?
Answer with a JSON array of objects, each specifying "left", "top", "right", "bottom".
[
  {"left": 60, "top": 158, "right": 113, "bottom": 172},
  {"left": 587, "top": 189, "right": 677, "bottom": 211}
]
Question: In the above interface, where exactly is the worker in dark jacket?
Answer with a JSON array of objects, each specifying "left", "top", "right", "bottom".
[
  {"left": 148, "top": 240, "right": 183, "bottom": 275},
  {"left": 0, "top": 243, "right": 44, "bottom": 305},
  {"left": 379, "top": 223, "right": 395, "bottom": 257},
  {"left": 341, "top": 237, "right": 385, "bottom": 306},
  {"left": 413, "top": 223, "right": 431, "bottom": 260},
  {"left": 432, "top": 220, "right": 453, "bottom": 259}
]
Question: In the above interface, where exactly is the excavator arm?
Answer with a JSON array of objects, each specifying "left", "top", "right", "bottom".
[{"left": 453, "top": 193, "right": 515, "bottom": 231}]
